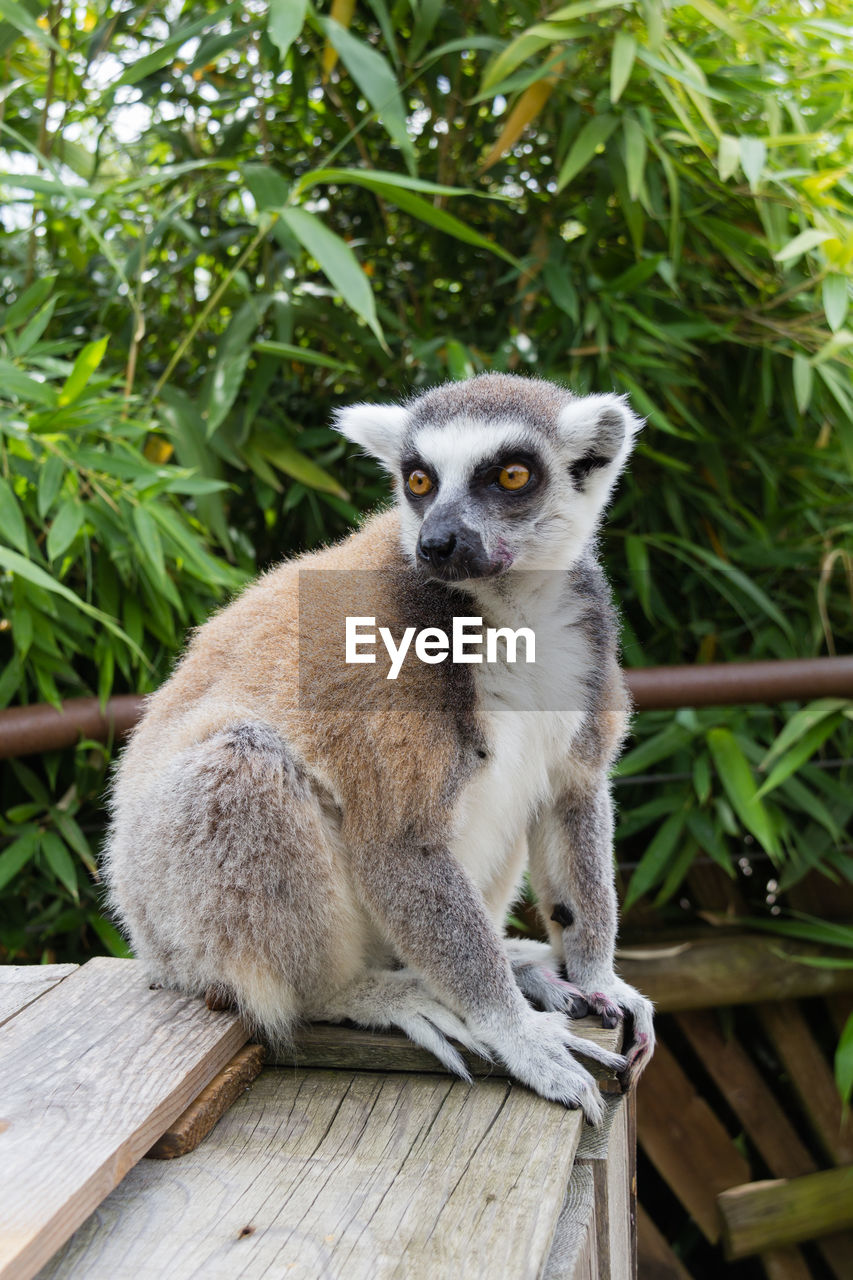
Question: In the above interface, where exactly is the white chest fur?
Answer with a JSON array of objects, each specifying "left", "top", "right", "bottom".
[{"left": 448, "top": 581, "right": 593, "bottom": 892}]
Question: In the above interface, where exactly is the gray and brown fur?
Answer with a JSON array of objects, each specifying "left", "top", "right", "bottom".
[{"left": 104, "top": 373, "right": 655, "bottom": 1122}]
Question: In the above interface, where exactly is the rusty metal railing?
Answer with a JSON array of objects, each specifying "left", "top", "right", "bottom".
[{"left": 0, "top": 656, "right": 851, "bottom": 761}]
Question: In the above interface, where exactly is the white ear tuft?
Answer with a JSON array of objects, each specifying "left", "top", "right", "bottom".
[
  {"left": 333, "top": 403, "right": 410, "bottom": 470},
  {"left": 558, "top": 393, "right": 643, "bottom": 465}
]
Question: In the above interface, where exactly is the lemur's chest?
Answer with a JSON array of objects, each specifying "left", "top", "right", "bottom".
[{"left": 449, "top": 620, "right": 593, "bottom": 888}]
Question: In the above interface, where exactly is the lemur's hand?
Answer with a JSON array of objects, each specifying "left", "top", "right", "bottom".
[{"left": 565, "top": 974, "right": 655, "bottom": 1089}]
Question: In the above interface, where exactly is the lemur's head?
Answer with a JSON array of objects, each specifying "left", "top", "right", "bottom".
[{"left": 335, "top": 374, "right": 641, "bottom": 580}]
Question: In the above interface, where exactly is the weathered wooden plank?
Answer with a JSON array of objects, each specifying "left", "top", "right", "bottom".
[
  {"left": 719, "top": 1166, "right": 853, "bottom": 1258},
  {"left": 544, "top": 1097, "right": 633, "bottom": 1280},
  {"left": 0, "top": 957, "right": 248, "bottom": 1280},
  {"left": 0, "top": 965, "right": 78, "bottom": 1029},
  {"left": 146, "top": 1044, "right": 266, "bottom": 1159},
  {"left": 544, "top": 1164, "right": 598, "bottom": 1280},
  {"left": 636, "top": 1038, "right": 749, "bottom": 1242},
  {"left": 617, "top": 935, "right": 853, "bottom": 1011},
  {"left": 37, "top": 1067, "right": 586, "bottom": 1280},
  {"left": 636, "top": 1206, "right": 693, "bottom": 1280},
  {"left": 280, "top": 1016, "right": 623, "bottom": 1091},
  {"left": 757, "top": 1001, "right": 853, "bottom": 1165},
  {"left": 675, "top": 1010, "right": 816, "bottom": 1179},
  {"left": 759, "top": 1247, "right": 814, "bottom": 1280}
]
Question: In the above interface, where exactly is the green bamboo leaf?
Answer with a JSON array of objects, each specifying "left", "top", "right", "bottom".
[
  {"left": 0, "top": 358, "right": 58, "bottom": 406},
  {"left": 51, "top": 809, "right": 97, "bottom": 874},
  {"left": 792, "top": 354, "right": 813, "bottom": 413},
  {"left": 242, "top": 163, "right": 290, "bottom": 211},
  {"left": 0, "top": 0, "right": 62, "bottom": 50},
  {"left": 707, "top": 728, "right": 780, "bottom": 857},
  {"left": 321, "top": 17, "right": 415, "bottom": 173},
  {"left": 46, "top": 500, "right": 83, "bottom": 562},
  {"left": 773, "top": 228, "right": 834, "bottom": 264},
  {"left": 0, "top": 475, "right": 28, "bottom": 552},
  {"left": 133, "top": 505, "right": 167, "bottom": 583},
  {"left": 836, "top": 1013, "right": 853, "bottom": 1106},
  {"left": 280, "top": 207, "right": 384, "bottom": 346},
  {"left": 0, "top": 829, "right": 38, "bottom": 891},
  {"left": 0, "top": 545, "right": 145, "bottom": 660},
  {"left": 115, "top": 3, "right": 241, "bottom": 85},
  {"left": 556, "top": 115, "right": 619, "bottom": 192},
  {"left": 760, "top": 698, "right": 850, "bottom": 769},
  {"left": 823, "top": 275, "right": 849, "bottom": 333},
  {"left": 481, "top": 32, "right": 555, "bottom": 95},
  {"left": 623, "top": 116, "right": 647, "bottom": 202},
  {"left": 204, "top": 348, "right": 251, "bottom": 437},
  {"left": 58, "top": 337, "right": 108, "bottom": 408},
  {"left": 268, "top": 0, "right": 307, "bottom": 61},
  {"left": 757, "top": 713, "right": 844, "bottom": 798},
  {"left": 2, "top": 275, "right": 57, "bottom": 331},
  {"left": 88, "top": 913, "right": 134, "bottom": 958},
  {"left": 614, "top": 723, "right": 693, "bottom": 777},
  {"left": 252, "top": 433, "right": 348, "bottom": 498},
  {"left": 610, "top": 32, "right": 636, "bottom": 105},
  {"left": 254, "top": 340, "right": 355, "bottom": 371},
  {"left": 41, "top": 831, "right": 79, "bottom": 901},
  {"left": 717, "top": 133, "right": 740, "bottom": 182},
  {"left": 623, "top": 809, "right": 688, "bottom": 911},
  {"left": 13, "top": 295, "right": 59, "bottom": 356},
  {"left": 685, "top": 810, "right": 734, "bottom": 878},
  {"left": 350, "top": 179, "right": 519, "bottom": 266}
]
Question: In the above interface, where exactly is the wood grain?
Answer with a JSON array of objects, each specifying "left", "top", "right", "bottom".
[
  {"left": 675, "top": 1010, "right": 816, "bottom": 1179},
  {"left": 719, "top": 1166, "right": 853, "bottom": 1258},
  {"left": 636, "top": 1038, "right": 749, "bottom": 1242},
  {"left": 281, "top": 1017, "right": 624, "bottom": 1091},
  {"left": 146, "top": 1044, "right": 266, "bottom": 1159},
  {"left": 0, "top": 965, "right": 78, "bottom": 1029},
  {"left": 617, "top": 935, "right": 853, "bottom": 1011},
  {"left": 0, "top": 957, "right": 248, "bottom": 1280},
  {"left": 757, "top": 1001, "right": 853, "bottom": 1165},
  {"left": 37, "top": 1067, "right": 587, "bottom": 1280}
]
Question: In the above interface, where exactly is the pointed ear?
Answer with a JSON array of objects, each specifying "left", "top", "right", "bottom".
[
  {"left": 333, "top": 403, "right": 410, "bottom": 470},
  {"left": 558, "top": 394, "right": 643, "bottom": 486}
]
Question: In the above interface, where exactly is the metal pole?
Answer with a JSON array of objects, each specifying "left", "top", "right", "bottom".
[{"left": 0, "top": 657, "right": 851, "bottom": 760}]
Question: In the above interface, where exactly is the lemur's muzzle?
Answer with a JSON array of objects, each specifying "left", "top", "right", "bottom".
[{"left": 416, "top": 515, "right": 497, "bottom": 580}]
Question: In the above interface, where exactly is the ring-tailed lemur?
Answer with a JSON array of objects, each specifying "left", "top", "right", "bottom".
[{"left": 105, "top": 373, "right": 654, "bottom": 1124}]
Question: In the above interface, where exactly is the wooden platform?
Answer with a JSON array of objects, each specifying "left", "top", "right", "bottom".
[{"left": 0, "top": 960, "right": 635, "bottom": 1280}]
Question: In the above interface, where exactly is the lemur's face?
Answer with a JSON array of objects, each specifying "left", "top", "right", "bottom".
[{"left": 335, "top": 374, "right": 641, "bottom": 579}]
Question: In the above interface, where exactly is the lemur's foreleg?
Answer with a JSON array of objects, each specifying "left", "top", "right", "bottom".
[
  {"left": 349, "top": 834, "right": 626, "bottom": 1123},
  {"left": 528, "top": 787, "right": 655, "bottom": 1087}
]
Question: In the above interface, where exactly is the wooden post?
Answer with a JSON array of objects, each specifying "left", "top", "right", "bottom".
[{"left": 719, "top": 1167, "right": 853, "bottom": 1258}]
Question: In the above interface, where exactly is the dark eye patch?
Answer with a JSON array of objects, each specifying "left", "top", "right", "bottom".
[
  {"left": 470, "top": 448, "right": 542, "bottom": 494},
  {"left": 570, "top": 452, "right": 611, "bottom": 489}
]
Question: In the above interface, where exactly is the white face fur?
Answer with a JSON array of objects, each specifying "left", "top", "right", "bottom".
[{"left": 334, "top": 374, "right": 642, "bottom": 579}]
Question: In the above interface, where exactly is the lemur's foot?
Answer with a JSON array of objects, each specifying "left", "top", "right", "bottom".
[
  {"left": 566, "top": 975, "right": 655, "bottom": 1088},
  {"left": 505, "top": 938, "right": 590, "bottom": 1018},
  {"left": 475, "top": 1008, "right": 626, "bottom": 1125},
  {"left": 305, "top": 969, "right": 492, "bottom": 1081}
]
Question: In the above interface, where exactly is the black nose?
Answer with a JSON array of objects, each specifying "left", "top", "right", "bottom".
[{"left": 418, "top": 529, "right": 457, "bottom": 565}]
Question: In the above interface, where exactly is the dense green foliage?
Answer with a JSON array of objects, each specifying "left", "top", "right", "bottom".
[{"left": 0, "top": 0, "right": 852, "bottom": 962}]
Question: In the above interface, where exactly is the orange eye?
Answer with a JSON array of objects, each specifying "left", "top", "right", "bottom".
[
  {"left": 498, "top": 463, "right": 531, "bottom": 491},
  {"left": 407, "top": 469, "right": 433, "bottom": 496}
]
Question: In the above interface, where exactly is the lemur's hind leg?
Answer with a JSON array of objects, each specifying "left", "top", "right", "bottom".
[
  {"left": 305, "top": 968, "right": 492, "bottom": 1080},
  {"left": 106, "top": 721, "right": 362, "bottom": 1044},
  {"left": 527, "top": 788, "right": 655, "bottom": 1087}
]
